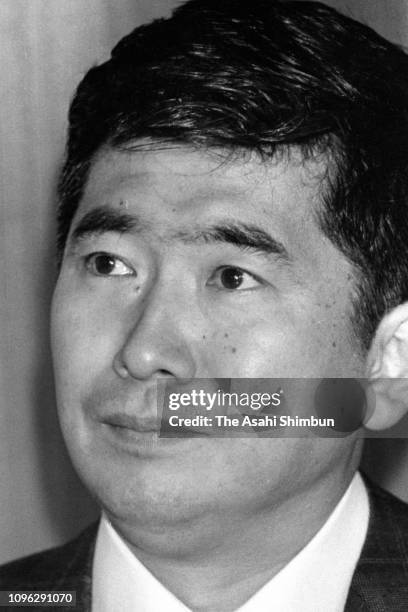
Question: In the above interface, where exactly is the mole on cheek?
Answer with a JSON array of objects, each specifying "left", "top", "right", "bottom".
[{"left": 231, "top": 347, "right": 237, "bottom": 353}]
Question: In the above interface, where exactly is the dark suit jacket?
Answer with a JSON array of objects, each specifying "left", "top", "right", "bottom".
[{"left": 1, "top": 476, "right": 408, "bottom": 611}]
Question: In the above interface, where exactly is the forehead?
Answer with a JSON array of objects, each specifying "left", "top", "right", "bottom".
[{"left": 77, "top": 144, "right": 327, "bottom": 240}]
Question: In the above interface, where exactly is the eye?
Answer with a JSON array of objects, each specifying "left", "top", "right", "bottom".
[
  {"left": 209, "top": 266, "right": 261, "bottom": 291},
  {"left": 85, "top": 252, "right": 135, "bottom": 276}
]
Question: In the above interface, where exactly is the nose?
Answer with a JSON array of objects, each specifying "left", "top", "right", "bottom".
[{"left": 113, "top": 283, "right": 197, "bottom": 381}]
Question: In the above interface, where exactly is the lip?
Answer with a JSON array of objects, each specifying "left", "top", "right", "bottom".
[
  {"left": 102, "top": 412, "right": 159, "bottom": 433},
  {"left": 101, "top": 411, "right": 211, "bottom": 440},
  {"left": 98, "top": 415, "right": 211, "bottom": 458}
]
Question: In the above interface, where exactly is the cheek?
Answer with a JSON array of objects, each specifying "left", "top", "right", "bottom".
[
  {"left": 50, "top": 283, "right": 118, "bottom": 399},
  {"left": 203, "top": 321, "right": 304, "bottom": 378},
  {"left": 201, "top": 304, "right": 361, "bottom": 379}
]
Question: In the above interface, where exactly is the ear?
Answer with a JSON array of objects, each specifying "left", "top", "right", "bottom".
[{"left": 365, "top": 303, "right": 408, "bottom": 431}]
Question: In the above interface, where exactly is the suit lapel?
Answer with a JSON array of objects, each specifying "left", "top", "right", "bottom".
[
  {"left": 344, "top": 475, "right": 408, "bottom": 611},
  {"left": 344, "top": 583, "right": 366, "bottom": 611},
  {"left": 48, "top": 522, "right": 98, "bottom": 611}
]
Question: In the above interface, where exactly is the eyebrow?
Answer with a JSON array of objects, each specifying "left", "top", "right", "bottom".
[
  {"left": 69, "top": 205, "right": 290, "bottom": 260},
  {"left": 174, "top": 224, "right": 290, "bottom": 260},
  {"left": 69, "top": 205, "right": 145, "bottom": 244}
]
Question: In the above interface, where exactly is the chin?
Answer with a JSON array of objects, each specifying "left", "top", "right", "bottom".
[{"left": 69, "top": 445, "right": 211, "bottom": 526}]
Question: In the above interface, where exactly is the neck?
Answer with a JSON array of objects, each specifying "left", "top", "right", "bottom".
[{"left": 108, "top": 461, "right": 359, "bottom": 612}]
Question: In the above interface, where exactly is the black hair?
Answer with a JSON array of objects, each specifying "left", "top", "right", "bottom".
[{"left": 57, "top": 0, "right": 408, "bottom": 349}]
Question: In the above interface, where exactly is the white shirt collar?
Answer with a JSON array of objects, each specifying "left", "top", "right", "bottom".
[{"left": 92, "top": 472, "right": 369, "bottom": 612}]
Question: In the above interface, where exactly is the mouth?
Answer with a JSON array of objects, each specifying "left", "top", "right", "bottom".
[
  {"left": 101, "top": 411, "right": 211, "bottom": 441},
  {"left": 102, "top": 412, "right": 159, "bottom": 433},
  {"left": 97, "top": 414, "right": 209, "bottom": 458}
]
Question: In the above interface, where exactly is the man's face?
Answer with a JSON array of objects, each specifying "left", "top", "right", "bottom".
[{"left": 51, "top": 145, "right": 365, "bottom": 533}]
